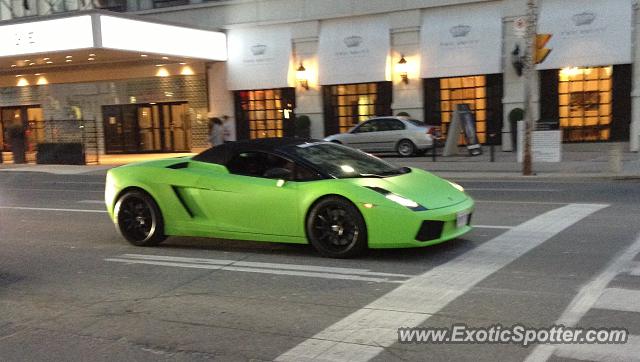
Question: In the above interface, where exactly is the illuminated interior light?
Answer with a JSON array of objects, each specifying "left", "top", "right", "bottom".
[
  {"left": 180, "top": 65, "right": 195, "bottom": 75},
  {"left": 179, "top": 62, "right": 187, "bottom": 65},
  {"left": 24, "top": 59, "right": 30, "bottom": 62},
  {"left": 156, "top": 67, "right": 169, "bottom": 77},
  {"left": 15, "top": 74, "right": 22, "bottom": 77},
  {"left": 11, "top": 64, "right": 16, "bottom": 67},
  {"left": 162, "top": 56, "right": 169, "bottom": 60},
  {"left": 29, "top": 63, "right": 35, "bottom": 66},
  {"left": 46, "top": 61, "right": 53, "bottom": 64},
  {"left": 89, "top": 53, "right": 96, "bottom": 57},
  {"left": 88, "top": 58, "right": 95, "bottom": 61},
  {"left": 43, "top": 57, "right": 50, "bottom": 60},
  {"left": 65, "top": 55, "right": 73, "bottom": 59},
  {"left": 17, "top": 78, "right": 29, "bottom": 87},
  {"left": 140, "top": 54, "right": 148, "bottom": 57},
  {"left": 36, "top": 76, "right": 48, "bottom": 85},
  {"left": 66, "top": 59, "right": 73, "bottom": 62},
  {"left": 155, "top": 64, "right": 165, "bottom": 67}
]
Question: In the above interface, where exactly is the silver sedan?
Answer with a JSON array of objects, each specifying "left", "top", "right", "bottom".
[{"left": 324, "top": 116, "right": 439, "bottom": 156}]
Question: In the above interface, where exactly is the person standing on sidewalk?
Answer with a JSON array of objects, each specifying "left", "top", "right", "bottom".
[{"left": 208, "top": 116, "right": 224, "bottom": 147}]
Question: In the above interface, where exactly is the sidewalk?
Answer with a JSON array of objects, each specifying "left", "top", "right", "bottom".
[
  {"left": 385, "top": 142, "right": 640, "bottom": 179},
  {"left": 1, "top": 143, "right": 638, "bottom": 179}
]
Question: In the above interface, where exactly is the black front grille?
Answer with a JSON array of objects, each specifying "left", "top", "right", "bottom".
[{"left": 415, "top": 221, "right": 444, "bottom": 242}]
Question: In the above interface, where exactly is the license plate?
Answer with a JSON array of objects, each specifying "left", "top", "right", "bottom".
[{"left": 456, "top": 212, "right": 469, "bottom": 228}]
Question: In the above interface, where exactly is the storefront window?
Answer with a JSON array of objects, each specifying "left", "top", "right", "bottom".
[
  {"left": 439, "top": 76, "right": 487, "bottom": 144},
  {"left": 558, "top": 66, "right": 612, "bottom": 141},
  {"left": 322, "top": 82, "right": 392, "bottom": 136},
  {"left": 235, "top": 89, "right": 296, "bottom": 140}
]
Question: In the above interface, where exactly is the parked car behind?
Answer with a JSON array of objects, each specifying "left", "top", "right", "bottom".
[{"left": 324, "top": 116, "right": 440, "bottom": 156}]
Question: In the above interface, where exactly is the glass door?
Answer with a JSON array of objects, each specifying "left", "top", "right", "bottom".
[{"left": 103, "top": 102, "right": 190, "bottom": 154}]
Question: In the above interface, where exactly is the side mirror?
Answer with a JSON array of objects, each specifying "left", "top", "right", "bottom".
[{"left": 264, "top": 167, "right": 293, "bottom": 181}]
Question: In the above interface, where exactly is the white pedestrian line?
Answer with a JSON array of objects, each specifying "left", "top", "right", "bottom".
[
  {"left": 553, "top": 335, "right": 640, "bottom": 362},
  {"left": 106, "top": 254, "right": 414, "bottom": 284},
  {"left": 77, "top": 200, "right": 105, "bottom": 204},
  {"left": 276, "top": 203, "right": 608, "bottom": 362},
  {"left": 466, "top": 188, "right": 561, "bottom": 192},
  {"left": 525, "top": 232, "right": 640, "bottom": 362},
  {"left": 473, "top": 224, "right": 513, "bottom": 230},
  {"left": 628, "top": 261, "right": 640, "bottom": 276},
  {"left": 0, "top": 206, "right": 107, "bottom": 213},
  {"left": 594, "top": 288, "right": 640, "bottom": 313},
  {"left": 475, "top": 200, "right": 567, "bottom": 205},
  {"left": 0, "top": 187, "right": 103, "bottom": 193}
]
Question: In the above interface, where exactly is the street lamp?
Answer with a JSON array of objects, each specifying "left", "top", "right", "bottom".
[
  {"left": 296, "top": 63, "right": 309, "bottom": 90},
  {"left": 397, "top": 55, "right": 409, "bottom": 84}
]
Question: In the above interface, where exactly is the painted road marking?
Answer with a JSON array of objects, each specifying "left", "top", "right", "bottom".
[
  {"left": 628, "top": 261, "right": 640, "bottom": 276},
  {"left": 0, "top": 206, "right": 107, "bottom": 213},
  {"left": 0, "top": 187, "right": 103, "bottom": 193},
  {"left": 473, "top": 224, "right": 513, "bottom": 230},
  {"left": 594, "top": 288, "right": 640, "bottom": 313},
  {"left": 106, "top": 254, "right": 413, "bottom": 284},
  {"left": 525, "top": 232, "right": 640, "bottom": 362},
  {"left": 276, "top": 203, "right": 609, "bottom": 362},
  {"left": 474, "top": 200, "right": 567, "bottom": 205},
  {"left": 466, "top": 188, "right": 561, "bottom": 192},
  {"left": 552, "top": 335, "right": 640, "bottom": 362}
]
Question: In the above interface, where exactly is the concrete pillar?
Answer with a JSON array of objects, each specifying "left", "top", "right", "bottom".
[
  {"left": 501, "top": 2, "right": 541, "bottom": 152},
  {"left": 390, "top": 10, "right": 422, "bottom": 119},
  {"left": 292, "top": 21, "right": 324, "bottom": 138},
  {"left": 631, "top": 2, "right": 640, "bottom": 152},
  {"left": 207, "top": 62, "right": 236, "bottom": 141}
]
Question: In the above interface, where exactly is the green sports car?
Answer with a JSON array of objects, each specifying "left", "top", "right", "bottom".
[{"left": 105, "top": 138, "right": 473, "bottom": 258}]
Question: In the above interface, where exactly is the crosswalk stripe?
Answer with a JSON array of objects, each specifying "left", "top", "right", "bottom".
[
  {"left": 275, "top": 203, "right": 608, "bottom": 362},
  {"left": 553, "top": 335, "right": 640, "bottom": 361},
  {"left": 525, "top": 232, "right": 640, "bottom": 362},
  {"left": 594, "top": 288, "right": 640, "bottom": 313},
  {"left": 0, "top": 206, "right": 107, "bottom": 213},
  {"left": 119, "top": 254, "right": 413, "bottom": 278},
  {"left": 628, "top": 261, "right": 640, "bottom": 276}
]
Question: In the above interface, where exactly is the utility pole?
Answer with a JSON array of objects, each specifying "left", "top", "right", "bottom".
[{"left": 522, "top": 0, "right": 538, "bottom": 176}]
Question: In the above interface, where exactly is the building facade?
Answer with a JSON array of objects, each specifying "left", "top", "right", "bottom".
[{"left": 0, "top": 0, "right": 638, "bottom": 158}]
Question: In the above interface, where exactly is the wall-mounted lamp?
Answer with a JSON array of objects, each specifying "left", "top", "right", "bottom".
[
  {"left": 397, "top": 55, "right": 409, "bottom": 84},
  {"left": 296, "top": 63, "right": 309, "bottom": 90}
]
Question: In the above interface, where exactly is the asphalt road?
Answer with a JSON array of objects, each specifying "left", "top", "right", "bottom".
[{"left": 1, "top": 168, "right": 639, "bottom": 361}]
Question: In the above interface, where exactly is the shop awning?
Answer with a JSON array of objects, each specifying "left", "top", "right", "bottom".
[{"left": 0, "top": 10, "right": 227, "bottom": 74}]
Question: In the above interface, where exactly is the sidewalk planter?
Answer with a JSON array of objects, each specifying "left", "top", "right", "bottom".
[{"left": 36, "top": 143, "right": 86, "bottom": 165}]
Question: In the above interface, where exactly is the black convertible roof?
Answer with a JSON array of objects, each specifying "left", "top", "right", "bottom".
[{"left": 192, "top": 137, "right": 321, "bottom": 165}]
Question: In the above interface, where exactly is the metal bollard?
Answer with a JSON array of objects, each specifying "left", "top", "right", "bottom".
[{"left": 489, "top": 133, "right": 497, "bottom": 162}]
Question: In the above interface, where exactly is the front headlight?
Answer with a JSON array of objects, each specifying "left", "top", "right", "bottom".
[
  {"left": 366, "top": 187, "right": 426, "bottom": 211},
  {"left": 448, "top": 181, "right": 465, "bottom": 192}
]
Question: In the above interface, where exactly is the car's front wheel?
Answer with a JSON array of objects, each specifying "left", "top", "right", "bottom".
[
  {"left": 114, "top": 190, "right": 167, "bottom": 246},
  {"left": 306, "top": 196, "right": 367, "bottom": 258}
]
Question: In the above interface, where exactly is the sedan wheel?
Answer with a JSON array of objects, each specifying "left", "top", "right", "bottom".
[
  {"left": 306, "top": 197, "right": 367, "bottom": 258},
  {"left": 396, "top": 139, "right": 415, "bottom": 157},
  {"left": 115, "top": 190, "right": 166, "bottom": 246}
]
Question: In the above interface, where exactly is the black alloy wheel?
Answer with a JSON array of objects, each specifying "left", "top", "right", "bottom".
[
  {"left": 306, "top": 196, "right": 367, "bottom": 258},
  {"left": 115, "top": 190, "right": 166, "bottom": 246}
]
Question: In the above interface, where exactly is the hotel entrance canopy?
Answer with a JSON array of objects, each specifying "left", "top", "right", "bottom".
[{"left": 0, "top": 11, "right": 227, "bottom": 75}]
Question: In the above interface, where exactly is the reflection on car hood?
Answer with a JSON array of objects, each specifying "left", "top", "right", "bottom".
[{"left": 348, "top": 168, "right": 468, "bottom": 209}]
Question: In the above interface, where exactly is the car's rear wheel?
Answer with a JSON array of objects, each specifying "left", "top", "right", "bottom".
[
  {"left": 306, "top": 196, "right": 367, "bottom": 258},
  {"left": 115, "top": 190, "right": 166, "bottom": 246},
  {"left": 396, "top": 139, "right": 415, "bottom": 157}
]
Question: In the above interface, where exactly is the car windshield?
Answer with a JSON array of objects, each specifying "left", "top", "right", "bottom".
[{"left": 284, "top": 142, "right": 409, "bottom": 179}]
